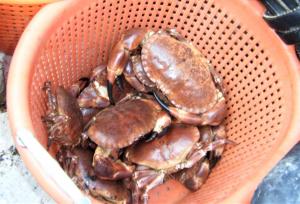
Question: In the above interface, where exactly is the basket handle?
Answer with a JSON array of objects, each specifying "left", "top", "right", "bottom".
[{"left": 15, "top": 129, "right": 91, "bottom": 204}]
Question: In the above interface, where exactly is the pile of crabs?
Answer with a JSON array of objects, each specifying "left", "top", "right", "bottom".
[{"left": 42, "top": 28, "right": 234, "bottom": 204}]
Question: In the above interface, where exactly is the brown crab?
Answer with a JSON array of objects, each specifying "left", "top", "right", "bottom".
[
  {"left": 125, "top": 123, "right": 232, "bottom": 203},
  {"left": 42, "top": 82, "right": 83, "bottom": 148},
  {"left": 106, "top": 28, "right": 226, "bottom": 126},
  {"left": 84, "top": 95, "right": 171, "bottom": 181},
  {"left": 57, "top": 147, "right": 131, "bottom": 203}
]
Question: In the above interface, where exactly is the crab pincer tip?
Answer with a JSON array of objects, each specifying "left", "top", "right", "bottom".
[
  {"left": 107, "top": 80, "right": 115, "bottom": 105},
  {"left": 116, "top": 75, "right": 124, "bottom": 90},
  {"left": 145, "top": 131, "right": 158, "bottom": 142},
  {"left": 153, "top": 91, "right": 170, "bottom": 113}
]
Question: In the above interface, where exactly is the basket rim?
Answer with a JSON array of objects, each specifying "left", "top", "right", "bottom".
[
  {"left": 7, "top": 1, "right": 80, "bottom": 203},
  {"left": 7, "top": 0, "right": 300, "bottom": 203},
  {"left": 0, "top": 0, "right": 57, "bottom": 5}
]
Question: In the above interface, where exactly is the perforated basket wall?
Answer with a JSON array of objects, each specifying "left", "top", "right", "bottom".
[
  {"left": 8, "top": 0, "right": 300, "bottom": 203},
  {"left": 0, "top": 3, "right": 45, "bottom": 54}
]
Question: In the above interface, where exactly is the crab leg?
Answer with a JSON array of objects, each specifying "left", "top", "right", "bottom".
[
  {"left": 123, "top": 60, "right": 148, "bottom": 93},
  {"left": 93, "top": 147, "right": 134, "bottom": 180},
  {"left": 172, "top": 137, "right": 234, "bottom": 171},
  {"left": 199, "top": 124, "right": 227, "bottom": 167},
  {"left": 65, "top": 154, "right": 78, "bottom": 178},
  {"left": 132, "top": 168, "right": 165, "bottom": 204},
  {"left": 199, "top": 125, "right": 214, "bottom": 144},
  {"left": 165, "top": 28, "right": 187, "bottom": 42},
  {"left": 107, "top": 28, "right": 149, "bottom": 104},
  {"left": 46, "top": 115, "right": 68, "bottom": 149},
  {"left": 43, "top": 81, "right": 57, "bottom": 113},
  {"left": 209, "top": 66, "right": 225, "bottom": 93},
  {"left": 56, "top": 148, "right": 79, "bottom": 178},
  {"left": 210, "top": 124, "right": 228, "bottom": 168},
  {"left": 211, "top": 124, "right": 227, "bottom": 157},
  {"left": 154, "top": 91, "right": 227, "bottom": 126}
]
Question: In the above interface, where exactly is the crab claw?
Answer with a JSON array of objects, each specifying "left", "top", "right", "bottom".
[
  {"left": 116, "top": 75, "right": 124, "bottom": 90},
  {"left": 93, "top": 147, "right": 134, "bottom": 180},
  {"left": 107, "top": 41, "right": 128, "bottom": 105},
  {"left": 153, "top": 91, "right": 170, "bottom": 113},
  {"left": 107, "top": 28, "right": 149, "bottom": 105},
  {"left": 131, "top": 167, "right": 165, "bottom": 204},
  {"left": 145, "top": 110, "right": 171, "bottom": 142},
  {"left": 175, "top": 159, "right": 210, "bottom": 191},
  {"left": 93, "top": 157, "right": 134, "bottom": 180},
  {"left": 107, "top": 80, "right": 115, "bottom": 105},
  {"left": 68, "top": 77, "right": 89, "bottom": 97}
]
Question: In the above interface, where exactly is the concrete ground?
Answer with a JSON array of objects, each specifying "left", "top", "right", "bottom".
[{"left": 0, "top": 112, "right": 53, "bottom": 204}]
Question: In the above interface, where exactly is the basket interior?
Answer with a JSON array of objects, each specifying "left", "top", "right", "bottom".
[{"left": 28, "top": 0, "right": 292, "bottom": 203}]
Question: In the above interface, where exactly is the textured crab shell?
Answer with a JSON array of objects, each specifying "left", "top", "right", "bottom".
[
  {"left": 87, "top": 98, "right": 161, "bottom": 149},
  {"left": 141, "top": 31, "right": 218, "bottom": 114},
  {"left": 66, "top": 148, "right": 131, "bottom": 203},
  {"left": 126, "top": 123, "right": 200, "bottom": 170},
  {"left": 56, "top": 87, "right": 83, "bottom": 145}
]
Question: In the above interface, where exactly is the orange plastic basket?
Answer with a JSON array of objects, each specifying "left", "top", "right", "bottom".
[
  {"left": 7, "top": 0, "right": 300, "bottom": 203},
  {"left": 0, "top": 0, "right": 57, "bottom": 55}
]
